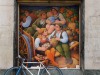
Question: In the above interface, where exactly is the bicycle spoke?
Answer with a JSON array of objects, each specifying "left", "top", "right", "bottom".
[
  {"left": 4, "top": 67, "right": 26, "bottom": 75},
  {"left": 40, "top": 66, "right": 63, "bottom": 75}
]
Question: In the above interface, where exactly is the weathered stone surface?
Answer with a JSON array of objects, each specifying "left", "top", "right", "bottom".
[
  {"left": 85, "top": 0, "right": 100, "bottom": 69},
  {"left": 0, "top": 6, "right": 14, "bottom": 26},
  {"left": 0, "top": 26, "right": 13, "bottom": 69},
  {"left": 84, "top": 70, "right": 100, "bottom": 75},
  {"left": 0, "top": 1, "right": 14, "bottom": 69},
  {"left": 0, "top": 0, "right": 14, "bottom": 6}
]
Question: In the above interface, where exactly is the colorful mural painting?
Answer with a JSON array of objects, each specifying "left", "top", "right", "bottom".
[{"left": 19, "top": 5, "right": 80, "bottom": 68}]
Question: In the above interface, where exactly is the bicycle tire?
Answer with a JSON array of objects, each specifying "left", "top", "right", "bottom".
[
  {"left": 4, "top": 67, "right": 26, "bottom": 75},
  {"left": 40, "top": 66, "right": 63, "bottom": 75}
]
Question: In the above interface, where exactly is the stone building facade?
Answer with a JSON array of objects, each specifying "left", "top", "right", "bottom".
[{"left": 0, "top": 0, "right": 100, "bottom": 75}]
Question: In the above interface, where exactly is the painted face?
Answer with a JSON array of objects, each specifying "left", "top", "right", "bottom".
[
  {"left": 41, "top": 13, "right": 47, "bottom": 19},
  {"left": 60, "top": 7, "right": 65, "bottom": 13},
  {"left": 23, "top": 16, "right": 26, "bottom": 22},
  {"left": 43, "top": 30, "right": 48, "bottom": 36},
  {"left": 55, "top": 24, "right": 60, "bottom": 31},
  {"left": 51, "top": 8, "right": 58, "bottom": 15},
  {"left": 47, "top": 12, "right": 53, "bottom": 17},
  {"left": 25, "top": 11, "right": 29, "bottom": 16}
]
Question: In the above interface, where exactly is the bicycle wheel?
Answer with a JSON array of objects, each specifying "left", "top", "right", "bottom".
[
  {"left": 40, "top": 66, "right": 63, "bottom": 75},
  {"left": 4, "top": 67, "right": 26, "bottom": 75}
]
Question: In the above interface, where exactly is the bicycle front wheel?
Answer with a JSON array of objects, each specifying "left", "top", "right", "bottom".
[
  {"left": 4, "top": 67, "right": 26, "bottom": 75},
  {"left": 40, "top": 66, "right": 63, "bottom": 75}
]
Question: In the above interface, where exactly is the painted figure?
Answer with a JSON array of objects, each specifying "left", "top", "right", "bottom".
[
  {"left": 20, "top": 10, "right": 32, "bottom": 28},
  {"left": 46, "top": 11, "right": 55, "bottom": 34},
  {"left": 49, "top": 23, "right": 73, "bottom": 64},
  {"left": 51, "top": 7, "right": 66, "bottom": 25},
  {"left": 35, "top": 28, "right": 58, "bottom": 66},
  {"left": 26, "top": 11, "right": 47, "bottom": 38}
]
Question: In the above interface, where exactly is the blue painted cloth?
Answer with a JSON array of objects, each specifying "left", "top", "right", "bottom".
[{"left": 48, "top": 16, "right": 55, "bottom": 23}]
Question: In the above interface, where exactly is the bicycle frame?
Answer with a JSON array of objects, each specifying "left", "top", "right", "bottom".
[{"left": 22, "top": 62, "right": 51, "bottom": 75}]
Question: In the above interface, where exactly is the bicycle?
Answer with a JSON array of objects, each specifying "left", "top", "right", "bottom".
[{"left": 4, "top": 56, "right": 63, "bottom": 75}]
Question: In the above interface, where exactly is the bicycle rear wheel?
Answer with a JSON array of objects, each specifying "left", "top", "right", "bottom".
[
  {"left": 4, "top": 67, "right": 26, "bottom": 75},
  {"left": 40, "top": 66, "right": 63, "bottom": 75}
]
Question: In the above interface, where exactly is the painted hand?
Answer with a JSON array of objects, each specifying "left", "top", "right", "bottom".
[
  {"left": 55, "top": 20, "right": 60, "bottom": 24},
  {"left": 36, "top": 28, "right": 40, "bottom": 31},
  {"left": 42, "top": 47, "right": 47, "bottom": 51},
  {"left": 55, "top": 37, "right": 60, "bottom": 41},
  {"left": 20, "top": 22, "right": 23, "bottom": 26}
]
